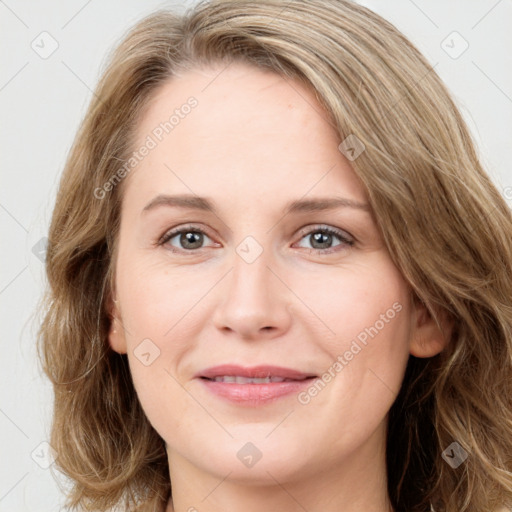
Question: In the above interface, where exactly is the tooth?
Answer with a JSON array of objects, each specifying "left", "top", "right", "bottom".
[
  {"left": 213, "top": 376, "right": 237, "bottom": 383},
  {"left": 252, "top": 377, "right": 270, "bottom": 384},
  {"left": 211, "top": 375, "right": 293, "bottom": 384},
  {"left": 234, "top": 376, "right": 252, "bottom": 384}
]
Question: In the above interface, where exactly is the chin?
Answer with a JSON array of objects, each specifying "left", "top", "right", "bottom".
[{"left": 188, "top": 434, "right": 317, "bottom": 485}]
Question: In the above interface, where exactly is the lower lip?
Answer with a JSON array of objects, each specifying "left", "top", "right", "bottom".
[{"left": 198, "top": 377, "right": 316, "bottom": 405}]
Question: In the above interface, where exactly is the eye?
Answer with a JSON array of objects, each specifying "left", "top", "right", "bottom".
[
  {"left": 157, "top": 224, "right": 354, "bottom": 255},
  {"left": 294, "top": 225, "right": 354, "bottom": 254},
  {"left": 158, "top": 224, "right": 217, "bottom": 252}
]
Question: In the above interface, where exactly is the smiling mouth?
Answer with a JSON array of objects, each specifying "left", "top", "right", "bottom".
[{"left": 197, "top": 365, "right": 317, "bottom": 405}]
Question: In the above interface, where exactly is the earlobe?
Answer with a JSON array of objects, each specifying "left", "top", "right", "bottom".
[
  {"left": 409, "top": 298, "right": 452, "bottom": 358},
  {"left": 107, "top": 296, "right": 128, "bottom": 355}
]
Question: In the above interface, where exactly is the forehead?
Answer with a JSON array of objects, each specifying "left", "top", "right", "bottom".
[{"left": 123, "top": 62, "right": 367, "bottom": 211}]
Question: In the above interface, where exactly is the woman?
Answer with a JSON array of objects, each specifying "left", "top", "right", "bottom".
[{"left": 38, "top": 1, "right": 512, "bottom": 511}]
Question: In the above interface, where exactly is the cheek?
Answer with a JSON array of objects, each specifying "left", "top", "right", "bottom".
[
  {"left": 116, "top": 249, "right": 208, "bottom": 343},
  {"left": 291, "top": 257, "right": 411, "bottom": 357},
  {"left": 114, "top": 251, "right": 199, "bottom": 402},
  {"left": 293, "top": 259, "right": 412, "bottom": 426},
  {"left": 118, "top": 265, "right": 201, "bottom": 439}
]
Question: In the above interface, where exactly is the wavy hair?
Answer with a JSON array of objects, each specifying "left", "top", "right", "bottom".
[{"left": 38, "top": 0, "right": 512, "bottom": 510}]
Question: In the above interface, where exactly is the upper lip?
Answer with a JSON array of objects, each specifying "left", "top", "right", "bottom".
[{"left": 197, "top": 364, "right": 316, "bottom": 380}]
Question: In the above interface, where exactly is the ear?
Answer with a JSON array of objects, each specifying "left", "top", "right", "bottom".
[
  {"left": 106, "top": 293, "right": 127, "bottom": 355},
  {"left": 409, "top": 297, "right": 452, "bottom": 358}
]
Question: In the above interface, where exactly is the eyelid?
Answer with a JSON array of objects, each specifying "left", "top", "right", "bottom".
[
  {"left": 156, "top": 223, "right": 217, "bottom": 247},
  {"left": 295, "top": 224, "right": 354, "bottom": 244}
]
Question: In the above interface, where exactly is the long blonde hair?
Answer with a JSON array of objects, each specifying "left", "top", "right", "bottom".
[{"left": 38, "top": 1, "right": 512, "bottom": 510}]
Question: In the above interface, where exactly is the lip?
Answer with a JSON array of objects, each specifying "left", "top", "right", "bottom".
[{"left": 196, "top": 364, "right": 317, "bottom": 405}]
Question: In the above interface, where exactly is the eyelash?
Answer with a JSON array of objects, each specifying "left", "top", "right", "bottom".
[{"left": 157, "top": 223, "right": 355, "bottom": 256}]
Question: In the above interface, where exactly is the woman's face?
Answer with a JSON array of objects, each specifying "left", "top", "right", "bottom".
[{"left": 109, "top": 62, "right": 439, "bottom": 486}]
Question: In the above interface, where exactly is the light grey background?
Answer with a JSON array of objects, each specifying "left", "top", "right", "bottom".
[{"left": 1, "top": 1, "right": 511, "bottom": 510}]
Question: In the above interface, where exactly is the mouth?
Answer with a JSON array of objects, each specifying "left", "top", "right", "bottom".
[
  {"left": 203, "top": 375, "right": 305, "bottom": 384},
  {"left": 198, "top": 364, "right": 316, "bottom": 382},
  {"left": 196, "top": 365, "right": 317, "bottom": 405}
]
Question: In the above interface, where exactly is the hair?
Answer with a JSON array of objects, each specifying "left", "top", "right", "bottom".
[{"left": 38, "top": 0, "right": 512, "bottom": 511}]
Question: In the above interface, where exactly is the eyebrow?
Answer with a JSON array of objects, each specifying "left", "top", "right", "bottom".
[{"left": 142, "top": 194, "right": 370, "bottom": 215}]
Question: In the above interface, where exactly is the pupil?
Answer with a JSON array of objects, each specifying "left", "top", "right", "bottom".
[
  {"left": 312, "top": 232, "right": 331, "bottom": 249},
  {"left": 181, "top": 232, "right": 203, "bottom": 249}
]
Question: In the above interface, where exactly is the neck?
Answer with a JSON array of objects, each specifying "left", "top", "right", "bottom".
[{"left": 165, "top": 422, "right": 393, "bottom": 512}]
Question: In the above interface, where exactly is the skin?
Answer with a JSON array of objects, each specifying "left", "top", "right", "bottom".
[{"left": 108, "top": 62, "right": 447, "bottom": 512}]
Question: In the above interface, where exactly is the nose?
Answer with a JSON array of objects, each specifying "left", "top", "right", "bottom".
[{"left": 212, "top": 248, "right": 292, "bottom": 340}]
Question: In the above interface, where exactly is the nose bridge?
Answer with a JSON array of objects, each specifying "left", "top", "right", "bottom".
[
  {"left": 212, "top": 236, "right": 291, "bottom": 338},
  {"left": 232, "top": 241, "right": 272, "bottom": 300}
]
